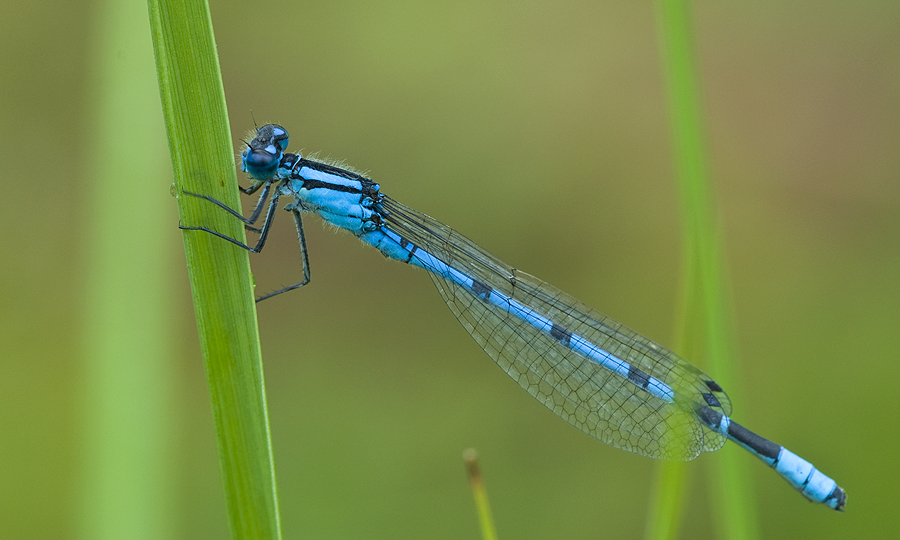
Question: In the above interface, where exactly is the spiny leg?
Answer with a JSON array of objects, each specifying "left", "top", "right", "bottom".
[
  {"left": 240, "top": 182, "right": 272, "bottom": 225},
  {"left": 181, "top": 191, "right": 311, "bottom": 302},
  {"left": 240, "top": 179, "right": 267, "bottom": 195},
  {"left": 180, "top": 189, "right": 282, "bottom": 253},
  {"left": 254, "top": 208, "right": 311, "bottom": 302},
  {"left": 182, "top": 181, "right": 272, "bottom": 227}
]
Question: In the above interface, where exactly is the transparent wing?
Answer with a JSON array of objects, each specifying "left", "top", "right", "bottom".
[{"left": 381, "top": 196, "right": 731, "bottom": 460}]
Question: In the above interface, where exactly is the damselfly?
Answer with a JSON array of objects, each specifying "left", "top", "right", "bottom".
[{"left": 181, "top": 124, "right": 846, "bottom": 510}]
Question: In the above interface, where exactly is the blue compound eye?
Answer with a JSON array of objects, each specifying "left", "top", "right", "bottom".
[
  {"left": 241, "top": 147, "right": 278, "bottom": 182},
  {"left": 252, "top": 124, "right": 289, "bottom": 152},
  {"left": 268, "top": 124, "right": 289, "bottom": 152},
  {"left": 241, "top": 146, "right": 278, "bottom": 179}
]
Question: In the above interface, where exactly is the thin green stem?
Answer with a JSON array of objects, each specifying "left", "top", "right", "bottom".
[
  {"left": 647, "top": 0, "right": 759, "bottom": 538},
  {"left": 79, "top": 0, "right": 172, "bottom": 538},
  {"left": 147, "top": 0, "right": 282, "bottom": 538},
  {"left": 464, "top": 449, "right": 499, "bottom": 540}
]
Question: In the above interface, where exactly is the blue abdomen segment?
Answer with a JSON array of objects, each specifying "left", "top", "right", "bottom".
[
  {"left": 774, "top": 447, "right": 845, "bottom": 508},
  {"left": 698, "top": 406, "right": 846, "bottom": 510},
  {"left": 359, "top": 227, "right": 427, "bottom": 267}
]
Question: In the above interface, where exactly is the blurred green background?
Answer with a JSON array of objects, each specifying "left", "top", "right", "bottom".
[{"left": 1, "top": 0, "right": 897, "bottom": 538}]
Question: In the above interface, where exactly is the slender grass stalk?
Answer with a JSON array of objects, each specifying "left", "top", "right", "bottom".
[
  {"left": 147, "top": 0, "right": 283, "bottom": 538},
  {"left": 644, "top": 458, "right": 688, "bottom": 540},
  {"left": 647, "top": 1, "right": 760, "bottom": 538},
  {"left": 464, "top": 449, "right": 499, "bottom": 540},
  {"left": 80, "top": 0, "right": 172, "bottom": 538}
]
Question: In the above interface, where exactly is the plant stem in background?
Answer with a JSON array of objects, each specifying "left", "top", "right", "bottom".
[
  {"left": 647, "top": 0, "right": 760, "bottom": 538},
  {"left": 80, "top": 0, "right": 173, "bottom": 537}
]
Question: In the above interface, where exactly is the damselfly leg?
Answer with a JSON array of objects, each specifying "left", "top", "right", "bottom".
[{"left": 180, "top": 184, "right": 311, "bottom": 301}]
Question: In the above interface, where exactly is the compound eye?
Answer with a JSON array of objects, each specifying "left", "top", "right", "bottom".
[
  {"left": 241, "top": 143, "right": 281, "bottom": 180},
  {"left": 252, "top": 124, "right": 289, "bottom": 152},
  {"left": 268, "top": 125, "right": 289, "bottom": 152}
]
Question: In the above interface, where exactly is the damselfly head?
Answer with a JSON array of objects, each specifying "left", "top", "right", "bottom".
[{"left": 241, "top": 124, "right": 289, "bottom": 181}]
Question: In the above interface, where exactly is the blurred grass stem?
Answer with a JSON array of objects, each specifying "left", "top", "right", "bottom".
[
  {"left": 464, "top": 449, "right": 499, "bottom": 540},
  {"left": 80, "top": 0, "right": 172, "bottom": 538},
  {"left": 648, "top": 0, "right": 760, "bottom": 538}
]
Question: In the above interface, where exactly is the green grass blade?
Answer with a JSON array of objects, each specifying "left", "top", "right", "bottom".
[
  {"left": 647, "top": 1, "right": 760, "bottom": 538},
  {"left": 463, "top": 449, "right": 499, "bottom": 540},
  {"left": 147, "top": 0, "right": 283, "bottom": 538},
  {"left": 79, "top": 0, "right": 173, "bottom": 537},
  {"left": 644, "top": 459, "right": 687, "bottom": 540}
]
